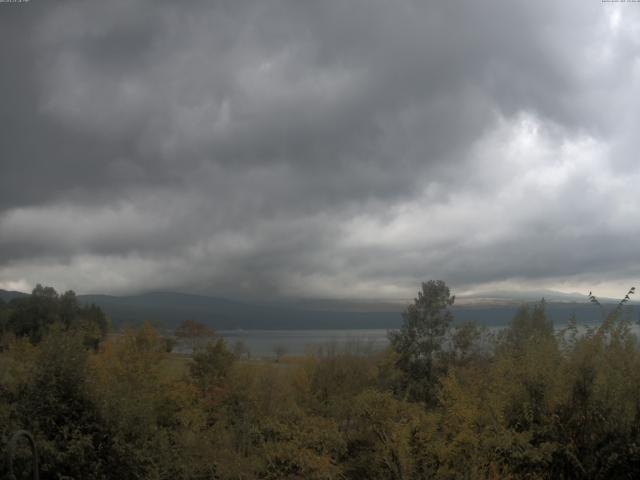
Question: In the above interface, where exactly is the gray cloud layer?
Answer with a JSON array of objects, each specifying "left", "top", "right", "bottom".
[{"left": 1, "top": 1, "right": 639, "bottom": 299}]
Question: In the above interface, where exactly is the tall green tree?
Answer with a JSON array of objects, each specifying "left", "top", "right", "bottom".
[{"left": 388, "top": 280, "right": 455, "bottom": 403}]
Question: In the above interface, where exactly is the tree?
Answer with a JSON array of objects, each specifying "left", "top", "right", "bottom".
[
  {"left": 0, "top": 298, "right": 8, "bottom": 341},
  {"left": 273, "top": 344, "right": 287, "bottom": 363},
  {"left": 4, "top": 286, "right": 109, "bottom": 346},
  {"left": 8, "top": 285, "right": 60, "bottom": 342},
  {"left": 76, "top": 303, "right": 110, "bottom": 349},
  {"left": 59, "top": 290, "right": 79, "bottom": 327},
  {"left": 88, "top": 322, "right": 197, "bottom": 479},
  {"left": 450, "top": 321, "right": 483, "bottom": 365},
  {"left": 190, "top": 339, "right": 236, "bottom": 392},
  {"left": 175, "top": 319, "right": 216, "bottom": 339},
  {"left": 502, "top": 299, "right": 553, "bottom": 352},
  {"left": 174, "top": 319, "right": 216, "bottom": 352},
  {"left": 19, "top": 326, "right": 108, "bottom": 479},
  {"left": 388, "top": 280, "right": 455, "bottom": 403}
]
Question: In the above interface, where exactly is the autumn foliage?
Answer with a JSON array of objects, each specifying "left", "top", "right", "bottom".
[{"left": 2, "top": 283, "right": 640, "bottom": 479}]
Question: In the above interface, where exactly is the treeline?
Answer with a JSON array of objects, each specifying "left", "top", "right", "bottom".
[
  {"left": 1, "top": 281, "right": 640, "bottom": 479},
  {"left": 0, "top": 284, "right": 109, "bottom": 347}
]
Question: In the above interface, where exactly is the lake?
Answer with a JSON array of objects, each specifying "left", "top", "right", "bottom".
[
  {"left": 219, "top": 323, "right": 640, "bottom": 358},
  {"left": 216, "top": 329, "right": 390, "bottom": 357},
  {"left": 171, "top": 320, "right": 640, "bottom": 359}
]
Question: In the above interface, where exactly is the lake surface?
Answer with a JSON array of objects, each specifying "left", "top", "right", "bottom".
[
  {"left": 217, "top": 329, "right": 390, "bottom": 357},
  {"left": 174, "top": 321, "right": 640, "bottom": 358}
]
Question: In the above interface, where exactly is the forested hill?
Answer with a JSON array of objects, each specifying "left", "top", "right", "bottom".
[
  {"left": 2, "top": 289, "right": 632, "bottom": 330},
  {"left": 77, "top": 292, "right": 399, "bottom": 330},
  {"left": 0, "top": 289, "right": 29, "bottom": 302}
]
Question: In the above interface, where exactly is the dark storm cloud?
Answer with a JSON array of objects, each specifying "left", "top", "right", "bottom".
[{"left": 1, "top": 1, "right": 639, "bottom": 297}]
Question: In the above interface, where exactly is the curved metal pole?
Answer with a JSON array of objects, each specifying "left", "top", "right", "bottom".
[{"left": 5, "top": 430, "right": 39, "bottom": 480}]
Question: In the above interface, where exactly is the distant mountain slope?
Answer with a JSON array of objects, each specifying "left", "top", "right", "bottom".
[
  {"left": 77, "top": 292, "right": 634, "bottom": 330},
  {"left": 0, "top": 289, "right": 29, "bottom": 302},
  {"left": 2, "top": 289, "right": 635, "bottom": 330},
  {"left": 452, "top": 302, "right": 636, "bottom": 327},
  {"left": 77, "top": 292, "right": 401, "bottom": 330}
]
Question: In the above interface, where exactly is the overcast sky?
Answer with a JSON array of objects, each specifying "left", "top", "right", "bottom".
[{"left": 1, "top": 1, "right": 639, "bottom": 300}]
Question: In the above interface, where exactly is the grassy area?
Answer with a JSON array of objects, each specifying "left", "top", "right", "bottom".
[{"left": 164, "top": 351, "right": 307, "bottom": 380}]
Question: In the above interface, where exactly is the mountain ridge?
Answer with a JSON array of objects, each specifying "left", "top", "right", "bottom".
[{"left": 2, "top": 288, "right": 635, "bottom": 330}]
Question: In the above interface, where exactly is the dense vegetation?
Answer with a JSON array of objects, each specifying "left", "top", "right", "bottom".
[{"left": 1, "top": 281, "right": 640, "bottom": 479}]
